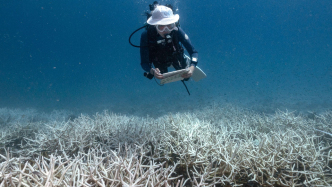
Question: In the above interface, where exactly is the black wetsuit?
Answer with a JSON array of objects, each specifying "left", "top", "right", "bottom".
[{"left": 140, "top": 26, "right": 198, "bottom": 75}]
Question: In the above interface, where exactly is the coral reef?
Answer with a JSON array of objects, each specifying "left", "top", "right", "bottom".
[{"left": 0, "top": 105, "right": 331, "bottom": 186}]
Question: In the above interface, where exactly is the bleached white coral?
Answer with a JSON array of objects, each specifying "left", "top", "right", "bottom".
[{"left": 0, "top": 106, "right": 331, "bottom": 186}]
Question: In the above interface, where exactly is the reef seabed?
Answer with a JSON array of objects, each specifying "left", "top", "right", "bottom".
[{"left": 0, "top": 106, "right": 331, "bottom": 186}]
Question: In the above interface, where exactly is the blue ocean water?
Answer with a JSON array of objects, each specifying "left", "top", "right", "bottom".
[{"left": 0, "top": 0, "right": 331, "bottom": 115}]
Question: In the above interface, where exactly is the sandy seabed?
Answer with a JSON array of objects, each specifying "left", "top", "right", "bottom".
[{"left": 0, "top": 105, "right": 331, "bottom": 187}]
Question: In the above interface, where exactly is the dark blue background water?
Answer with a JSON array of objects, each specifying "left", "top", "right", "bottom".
[{"left": 1, "top": 0, "right": 331, "bottom": 115}]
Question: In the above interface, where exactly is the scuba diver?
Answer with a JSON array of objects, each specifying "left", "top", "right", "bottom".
[
  {"left": 129, "top": 2, "right": 205, "bottom": 95},
  {"left": 140, "top": 3, "right": 198, "bottom": 81}
]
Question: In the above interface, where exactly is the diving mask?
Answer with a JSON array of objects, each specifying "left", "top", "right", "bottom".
[{"left": 156, "top": 23, "right": 176, "bottom": 32}]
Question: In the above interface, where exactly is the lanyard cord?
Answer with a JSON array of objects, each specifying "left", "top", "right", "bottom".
[{"left": 181, "top": 80, "right": 190, "bottom": 95}]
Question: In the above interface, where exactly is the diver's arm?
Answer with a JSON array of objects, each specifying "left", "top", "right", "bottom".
[
  {"left": 177, "top": 28, "right": 198, "bottom": 67},
  {"left": 140, "top": 31, "right": 152, "bottom": 72}
]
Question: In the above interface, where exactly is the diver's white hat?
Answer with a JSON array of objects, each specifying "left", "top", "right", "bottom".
[{"left": 147, "top": 5, "right": 179, "bottom": 25}]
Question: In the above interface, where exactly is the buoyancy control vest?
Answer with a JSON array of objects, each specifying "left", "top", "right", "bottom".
[{"left": 147, "top": 26, "right": 185, "bottom": 68}]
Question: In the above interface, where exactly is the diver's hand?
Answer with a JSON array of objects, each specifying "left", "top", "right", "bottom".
[
  {"left": 182, "top": 65, "right": 195, "bottom": 79},
  {"left": 150, "top": 68, "right": 163, "bottom": 79}
]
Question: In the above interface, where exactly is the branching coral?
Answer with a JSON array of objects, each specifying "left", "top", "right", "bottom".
[{"left": 0, "top": 107, "right": 331, "bottom": 186}]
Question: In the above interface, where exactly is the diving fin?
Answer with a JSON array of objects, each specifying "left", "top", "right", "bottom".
[{"left": 191, "top": 66, "right": 207, "bottom": 82}]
